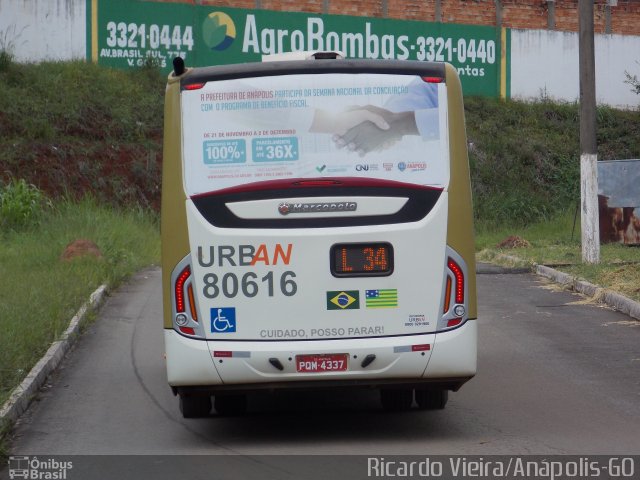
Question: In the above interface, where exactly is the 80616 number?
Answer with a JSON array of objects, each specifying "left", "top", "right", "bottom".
[{"left": 202, "top": 271, "right": 297, "bottom": 299}]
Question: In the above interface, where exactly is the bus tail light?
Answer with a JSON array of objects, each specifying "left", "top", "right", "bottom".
[
  {"left": 187, "top": 284, "right": 198, "bottom": 321},
  {"left": 171, "top": 255, "right": 204, "bottom": 339},
  {"left": 183, "top": 82, "right": 206, "bottom": 90},
  {"left": 175, "top": 266, "right": 191, "bottom": 313},
  {"left": 443, "top": 276, "right": 452, "bottom": 314},
  {"left": 438, "top": 248, "right": 468, "bottom": 332},
  {"left": 447, "top": 318, "right": 463, "bottom": 328},
  {"left": 422, "top": 76, "right": 444, "bottom": 83},
  {"left": 447, "top": 258, "right": 465, "bottom": 304}
]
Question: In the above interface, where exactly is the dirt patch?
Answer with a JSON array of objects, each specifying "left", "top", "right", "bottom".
[
  {"left": 61, "top": 239, "right": 103, "bottom": 261},
  {"left": 496, "top": 235, "right": 531, "bottom": 249}
]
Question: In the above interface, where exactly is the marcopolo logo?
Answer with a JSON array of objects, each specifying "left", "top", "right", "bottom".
[
  {"left": 278, "top": 201, "right": 357, "bottom": 215},
  {"left": 203, "top": 12, "right": 236, "bottom": 51}
]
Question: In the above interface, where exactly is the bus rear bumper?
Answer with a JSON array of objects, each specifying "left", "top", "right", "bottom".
[
  {"left": 425, "top": 319, "right": 477, "bottom": 379},
  {"left": 165, "top": 329, "right": 224, "bottom": 386},
  {"left": 165, "top": 320, "right": 476, "bottom": 393}
]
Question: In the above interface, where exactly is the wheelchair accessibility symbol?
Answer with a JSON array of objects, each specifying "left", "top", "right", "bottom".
[{"left": 211, "top": 307, "right": 236, "bottom": 333}]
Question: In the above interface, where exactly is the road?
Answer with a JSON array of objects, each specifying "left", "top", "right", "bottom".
[{"left": 4, "top": 266, "right": 640, "bottom": 478}]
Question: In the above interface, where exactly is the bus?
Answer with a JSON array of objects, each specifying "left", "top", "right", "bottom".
[{"left": 161, "top": 52, "right": 477, "bottom": 417}]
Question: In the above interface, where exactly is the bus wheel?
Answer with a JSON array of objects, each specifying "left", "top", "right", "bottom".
[
  {"left": 214, "top": 394, "right": 248, "bottom": 416},
  {"left": 179, "top": 394, "right": 212, "bottom": 418},
  {"left": 380, "top": 388, "right": 413, "bottom": 411},
  {"left": 415, "top": 389, "right": 448, "bottom": 410}
]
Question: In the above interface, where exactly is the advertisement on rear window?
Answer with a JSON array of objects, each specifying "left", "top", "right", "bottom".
[{"left": 181, "top": 73, "right": 449, "bottom": 195}]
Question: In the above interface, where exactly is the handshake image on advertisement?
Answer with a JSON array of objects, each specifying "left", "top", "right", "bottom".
[
  {"left": 319, "top": 105, "right": 419, "bottom": 157},
  {"left": 309, "top": 80, "right": 440, "bottom": 157}
]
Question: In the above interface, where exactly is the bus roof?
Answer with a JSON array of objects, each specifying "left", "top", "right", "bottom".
[{"left": 179, "top": 59, "right": 446, "bottom": 91}]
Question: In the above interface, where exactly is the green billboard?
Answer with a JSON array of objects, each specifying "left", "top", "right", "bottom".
[{"left": 87, "top": 0, "right": 510, "bottom": 97}]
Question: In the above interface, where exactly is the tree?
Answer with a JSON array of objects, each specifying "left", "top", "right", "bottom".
[{"left": 624, "top": 62, "right": 640, "bottom": 95}]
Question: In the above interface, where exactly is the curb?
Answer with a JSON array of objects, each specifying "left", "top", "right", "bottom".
[
  {"left": 535, "top": 264, "right": 640, "bottom": 321},
  {"left": 489, "top": 253, "right": 640, "bottom": 322},
  {"left": 0, "top": 285, "right": 108, "bottom": 425}
]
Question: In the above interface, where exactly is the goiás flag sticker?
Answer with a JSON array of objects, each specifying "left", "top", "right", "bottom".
[{"left": 365, "top": 289, "right": 398, "bottom": 308}]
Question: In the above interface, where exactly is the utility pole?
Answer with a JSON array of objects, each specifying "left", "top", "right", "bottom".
[
  {"left": 547, "top": 0, "right": 556, "bottom": 30},
  {"left": 579, "top": 0, "right": 600, "bottom": 264}
]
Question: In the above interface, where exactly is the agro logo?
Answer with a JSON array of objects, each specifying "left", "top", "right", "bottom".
[{"left": 203, "top": 12, "right": 236, "bottom": 51}]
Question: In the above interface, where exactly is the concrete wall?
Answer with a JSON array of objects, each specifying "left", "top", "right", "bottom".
[
  {"left": 511, "top": 29, "right": 640, "bottom": 109},
  {"left": 0, "top": 0, "right": 85, "bottom": 62}
]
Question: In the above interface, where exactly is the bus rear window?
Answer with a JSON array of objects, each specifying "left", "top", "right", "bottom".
[{"left": 181, "top": 73, "right": 449, "bottom": 196}]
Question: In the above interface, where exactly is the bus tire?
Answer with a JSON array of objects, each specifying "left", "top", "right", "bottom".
[
  {"left": 380, "top": 388, "right": 413, "bottom": 411},
  {"left": 179, "top": 394, "right": 212, "bottom": 418},
  {"left": 415, "top": 389, "right": 448, "bottom": 410},
  {"left": 214, "top": 394, "right": 248, "bottom": 416}
]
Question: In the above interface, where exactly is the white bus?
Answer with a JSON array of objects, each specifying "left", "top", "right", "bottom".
[{"left": 161, "top": 53, "right": 477, "bottom": 417}]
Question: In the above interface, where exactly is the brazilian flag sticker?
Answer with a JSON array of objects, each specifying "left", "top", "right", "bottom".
[{"left": 326, "top": 291, "right": 360, "bottom": 310}]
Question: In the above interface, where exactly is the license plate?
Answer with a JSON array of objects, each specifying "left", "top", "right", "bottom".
[{"left": 296, "top": 353, "right": 348, "bottom": 373}]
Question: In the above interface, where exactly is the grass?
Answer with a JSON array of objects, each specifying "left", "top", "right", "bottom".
[
  {"left": 0, "top": 60, "right": 164, "bottom": 209},
  {"left": 0, "top": 417, "right": 10, "bottom": 461},
  {"left": 476, "top": 212, "right": 640, "bottom": 303},
  {"left": 465, "top": 96, "right": 640, "bottom": 226},
  {"left": 0, "top": 198, "right": 159, "bottom": 408},
  {"left": 0, "top": 178, "right": 51, "bottom": 230}
]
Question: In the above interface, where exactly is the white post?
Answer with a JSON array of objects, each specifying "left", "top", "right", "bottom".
[
  {"left": 581, "top": 153, "right": 600, "bottom": 263},
  {"left": 579, "top": 0, "right": 600, "bottom": 264}
]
